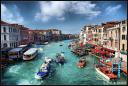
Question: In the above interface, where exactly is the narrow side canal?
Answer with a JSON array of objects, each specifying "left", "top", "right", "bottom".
[{"left": 1, "top": 40, "right": 127, "bottom": 85}]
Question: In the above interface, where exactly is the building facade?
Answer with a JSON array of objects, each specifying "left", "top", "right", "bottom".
[
  {"left": 80, "top": 20, "right": 127, "bottom": 52},
  {"left": 120, "top": 20, "right": 127, "bottom": 52},
  {"left": 1, "top": 21, "right": 20, "bottom": 49}
]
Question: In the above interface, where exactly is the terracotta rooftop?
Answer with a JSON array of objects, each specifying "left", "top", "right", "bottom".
[{"left": 1, "top": 21, "right": 10, "bottom": 25}]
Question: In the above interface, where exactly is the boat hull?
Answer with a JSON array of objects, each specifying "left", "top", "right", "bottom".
[
  {"left": 23, "top": 52, "right": 38, "bottom": 61},
  {"left": 95, "top": 67, "right": 110, "bottom": 81},
  {"left": 35, "top": 72, "right": 48, "bottom": 80}
]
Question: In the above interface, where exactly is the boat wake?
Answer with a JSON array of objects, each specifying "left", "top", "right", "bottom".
[{"left": 8, "top": 65, "right": 21, "bottom": 74}]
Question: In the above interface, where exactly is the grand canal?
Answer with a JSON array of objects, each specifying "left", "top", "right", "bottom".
[{"left": 1, "top": 40, "right": 127, "bottom": 85}]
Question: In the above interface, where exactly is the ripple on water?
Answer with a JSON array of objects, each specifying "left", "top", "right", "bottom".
[{"left": 7, "top": 65, "right": 21, "bottom": 74}]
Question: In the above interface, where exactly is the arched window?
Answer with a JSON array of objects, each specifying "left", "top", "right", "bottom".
[
  {"left": 3, "top": 43, "right": 8, "bottom": 48},
  {"left": 3, "top": 27, "right": 6, "bottom": 32}
]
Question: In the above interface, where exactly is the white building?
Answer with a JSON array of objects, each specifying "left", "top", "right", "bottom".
[
  {"left": 79, "top": 28, "right": 86, "bottom": 45},
  {"left": 1, "top": 21, "right": 21, "bottom": 49}
]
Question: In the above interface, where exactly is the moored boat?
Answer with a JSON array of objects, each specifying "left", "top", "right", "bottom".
[
  {"left": 77, "top": 58, "right": 86, "bottom": 68},
  {"left": 23, "top": 48, "right": 38, "bottom": 61},
  {"left": 95, "top": 65, "right": 117, "bottom": 81},
  {"left": 43, "top": 42, "right": 48, "bottom": 45},
  {"left": 8, "top": 48, "right": 23, "bottom": 61}
]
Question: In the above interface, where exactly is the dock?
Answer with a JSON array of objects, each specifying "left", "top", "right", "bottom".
[{"left": 106, "top": 61, "right": 127, "bottom": 75}]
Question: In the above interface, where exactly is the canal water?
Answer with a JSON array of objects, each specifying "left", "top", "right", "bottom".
[{"left": 1, "top": 40, "right": 127, "bottom": 85}]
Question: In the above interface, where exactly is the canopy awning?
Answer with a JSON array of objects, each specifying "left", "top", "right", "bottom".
[
  {"left": 102, "top": 47, "right": 115, "bottom": 53},
  {"left": 91, "top": 48, "right": 106, "bottom": 55}
]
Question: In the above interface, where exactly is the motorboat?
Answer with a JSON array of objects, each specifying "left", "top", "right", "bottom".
[
  {"left": 35, "top": 63, "right": 50, "bottom": 80},
  {"left": 44, "top": 57, "right": 52, "bottom": 63},
  {"left": 95, "top": 65, "right": 117, "bottom": 81},
  {"left": 35, "top": 57, "right": 52, "bottom": 79},
  {"left": 55, "top": 53, "right": 65, "bottom": 65},
  {"left": 43, "top": 42, "right": 48, "bottom": 45},
  {"left": 23, "top": 48, "right": 38, "bottom": 61},
  {"left": 77, "top": 58, "right": 86, "bottom": 68}
]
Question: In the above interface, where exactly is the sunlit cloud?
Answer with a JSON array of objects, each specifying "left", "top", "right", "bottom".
[
  {"left": 1, "top": 4, "right": 24, "bottom": 24},
  {"left": 35, "top": 1, "right": 101, "bottom": 22}
]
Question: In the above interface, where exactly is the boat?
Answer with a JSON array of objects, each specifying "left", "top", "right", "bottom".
[
  {"left": 23, "top": 48, "right": 38, "bottom": 61},
  {"left": 35, "top": 62, "right": 50, "bottom": 79},
  {"left": 77, "top": 58, "right": 86, "bottom": 68},
  {"left": 43, "top": 42, "right": 48, "bottom": 45},
  {"left": 8, "top": 48, "right": 24, "bottom": 61},
  {"left": 95, "top": 65, "right": 117, "bottom": 81},
  {"left": 44, "top": 57, "right": 52, "bottom": 63},
  {"left": 18, "top": 45, "right": 29, "bottom": 53},
  {"left": 35, "top": 57, "right": 51, "bottom": 79},
  {"left": 55, "top": 53, "right": 65, "bottom": 65}
]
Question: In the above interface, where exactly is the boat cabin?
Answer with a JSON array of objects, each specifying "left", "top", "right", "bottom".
[
  {"left": 8, "top": 48, "right": 23, "bottom": 60},
  {"left": 23, "top": 48, "right": 38, "bottom": 60},
  {"left": 1, "top": 48, "right": 12, "bottom": 59}
]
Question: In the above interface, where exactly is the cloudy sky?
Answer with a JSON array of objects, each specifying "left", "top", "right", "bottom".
[{"left": 1, "top": 1, "right": 127, "bottom": 34}]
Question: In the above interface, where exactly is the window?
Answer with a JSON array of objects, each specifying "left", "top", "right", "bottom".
[
  {"left": 10, "top": 43, "right": 11, "bottom": 47},
  {"left": 13, "top": 28, "right": 15, "bottom": 32},
  {"left": 11, "top": 43, "right": 12, "bottom": 47},
  {"left": 4, "top": 35, "right": 6, "bottom": 40},
  {"left": 16, "top": 36, "right": 18, "bottom": 41},
  {"left": 122, "top": 44, "right": 125, "bottom": 51},
  {"left": 122, "top": 35, "right": 125, "bottom": 40},
  {"left": 3, "top": 43, "right": 7, "bottom": 47},
  {"left": 122, "top": 20, "right": 125, "bottom": 24},
  {"left": 126, "top": 35, "right": 127, "bottom": 40},
  {"left": 3, "top": 27, "right": 6, "bottom": 32},
  {"left": 99, "top": 29, "right": 101, "bottom": 33},
  {"left": 10, "top": 28, "right": 12, "bottom": 32},
  {"left": 9, "top": 27, "right": 11, "bottom": 32},
  {"left": 122, "top": 27, "right": 125, "bottom": 32},
  {"left": 115, "top": 30, "right": 117, "bottom": 37}
]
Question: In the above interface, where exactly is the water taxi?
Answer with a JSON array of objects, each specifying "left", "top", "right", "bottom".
[{"left": 23, "top": 48, "right": 38, "bottom": 61}]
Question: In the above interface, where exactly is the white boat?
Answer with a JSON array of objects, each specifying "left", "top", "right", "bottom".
[
  {"left": 35, "top": 59, "right": 51, "bottom": 80},
  {"left": 95, "top": 67, "right": 117, "bottom": 81},
  {"left": 43, "top": 42, "right": 48, "bottom": 45},
  {"left": 23, "top": 48, "right": 38, "bottom": 60},
  {"left": 95, "top": 67, "right": 110, "bottom": 81}
]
